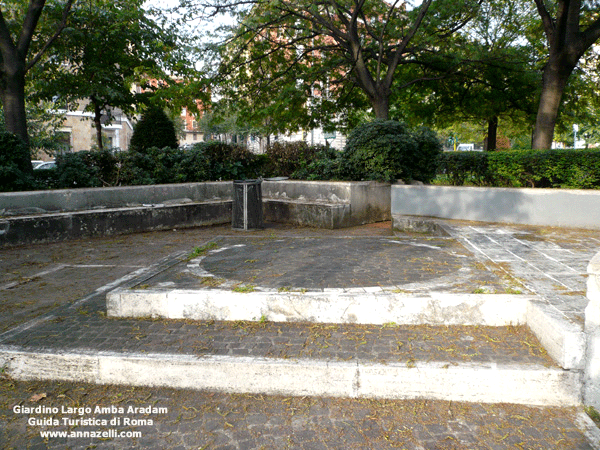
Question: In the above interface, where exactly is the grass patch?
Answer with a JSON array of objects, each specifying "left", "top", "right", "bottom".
[
  {"left": 187, "top": 242, "right": 219, "bottom": 260},
  {"left": 585, "top": 406, "right": 600, "bottom": 426},
  {"left": 232, "top": 284, "right": 255, "bottom": 293},
  {"left": 277, "top": 286, "right": 307, "bottom": 293},
  {"left": 199, "top": 277, "right": 225, "bottom": 287}
]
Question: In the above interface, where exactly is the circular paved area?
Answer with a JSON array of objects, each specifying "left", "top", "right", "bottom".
[{"left": 201, "top": 237, "right": 466, "bottom": 289}]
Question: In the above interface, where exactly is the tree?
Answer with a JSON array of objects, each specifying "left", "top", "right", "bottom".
[
  {"left": 200, "top": 0, "right": 481, "bottom": 129},
  {"left": 392, "top": 0, "right": 541, "bottom": 151},
  {"left": 531, "top": 0, "right": 600, "bottom": 149},
  {"left": 0, "top": 0, "right": 74, "bottom": 170},
  {"left": 129, "top": 107, "right": 179, "bottom": 153},
  {"left": 33, "top": 0, "right": 195, "bottom": 150}
]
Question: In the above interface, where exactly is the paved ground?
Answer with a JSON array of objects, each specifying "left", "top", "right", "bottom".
[{"left": 1, "top": 221, "right": 600, "bottom": 449}]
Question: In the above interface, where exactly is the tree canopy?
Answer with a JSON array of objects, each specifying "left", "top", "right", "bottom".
[
  {"left": 31, "top": 0, "right": 194, "bottom": 150},
  {"left": 198, "top": 0, "right": 482, "bottom": 134},
  {"left": 0, "top": 0, "right": 74, "bottom": 170}
]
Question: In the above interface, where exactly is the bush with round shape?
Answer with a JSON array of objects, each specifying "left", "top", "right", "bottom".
[
  {"left": 0, "top": 131, "right": 38, "bottom": 192},
  {"left": 129, "top": 107, "right": 178, "bottom": 153},
  {"left": 341, "top": 120, "right": 441, "bottom": 183}
]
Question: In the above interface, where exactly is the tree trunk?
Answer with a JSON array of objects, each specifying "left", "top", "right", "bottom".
[
  {"left": 92, "top": 99, "right": 104, "bottom": 150},
  {"left": 0, "top": 63, "right": 32, "bottom": 172},
  {"left": 370, "top": 90, "right": 390, "bottom": 120},
  {"left": 532, "top": 57, "right": 575, "bottom": 150},
  {"left": 486, "top": 116, "right": 498, "bottom": 151}
]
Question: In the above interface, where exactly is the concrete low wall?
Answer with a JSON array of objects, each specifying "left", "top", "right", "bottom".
[
  {"left": 0, "top": 181, "right": 391, "bottom": 245},
  {"left": 0, "top": 182, "right": 232, "bottom": 214},
  {"left": 585, "top": 251, "right": 600, "bottom": 410},
  {"left": 392, "top": 185, "right": 600, "bottom": 229},
  {"left": 0, "top": 201, "right": 232, "bottom": 246},
  {"left": 264, "top": 180, "right": 390, "bottom": 228}
]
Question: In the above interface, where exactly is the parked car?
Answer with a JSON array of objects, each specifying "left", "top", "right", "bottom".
[
  {"left": 31, "top": 160, "right": 44, "bottom": 169},
  {"left": 457, "top": 143, "right": 475, "bottom": 151},
  {"left": 34, "top": 161, "right": 56, "bottom": 170}
]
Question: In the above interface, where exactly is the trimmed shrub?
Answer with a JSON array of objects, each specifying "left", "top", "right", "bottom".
[
  {"left": 118, "top": 147, "right": 189, "bottom": 185},
  {"left": 291, "top": 145, "right": 342, "bottom": 180},
  {"left": 436, "top": 151, "right": 489, "bottom": 186},
  {"left": 54, "top": 151, "right": 102, "bottom": 188},
  {"left": 435, "top": 148, "right": 600, "bottom": 189},
  {"left": 266, "top": 141, "right": 318, "bottom": 177},
  {"left": 129, "top": 107, "right": 178, "bottom": 153},
  {"left": 0, "top": 132, "right": 38, "bottom": 192},
  {"left": 487, "top": 149, "right": 600, "bottom": 189},
  {"left": 412, "top": 127, "right": 443, "bottom": 183},
  {"left": 340, "top": 120, "right": 441, "bottom": 183},
  {"left": 194, "top": 141, "right": 267, "bottom": 180}
]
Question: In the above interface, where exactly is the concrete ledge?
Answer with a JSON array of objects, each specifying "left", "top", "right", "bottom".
[
  {"left": 0, "top": 182, "right": 232, "bottom": 213},
  {"left": 263, "top": 199, "right": 351, "bottom": 229},
  {"left": 585, "top": 250, "right": 600, "bottom": 409},
  {"left": 526, "top": 300, "right": 586, "bottom": 370},
  {"left": 108, "top": 286, "right": 590, "bottom": 372},
  {"left": 0, "top": 349, "right": 582, "bottom": 406},
  {"left": 263, "top": 180, "right": 390, "bottom": 228},
  {"left": 0, "top": 181, "right": 392, "bottom": 245},
  {"left": 392, "top": 185, "right": 600, "bottom": 229},
  {"left": 392, "top": 214, "right": 451, "bottom": 236},
  {"left": 0, "top": 201, "right": 232, "bottom": 246},
  {"left": 107, "top": 289, "right": 532, "bottom": 326}
]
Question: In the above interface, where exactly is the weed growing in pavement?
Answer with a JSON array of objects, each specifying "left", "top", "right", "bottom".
[
  {"left": 585, "top": 406, "right": 600, "bottom": 426},
  {"left": 232, "top": 284, "right": 255, "bottom": 293},
  {"left": 199, "top": 277, "right": 225, "bottom": 287},
  {"left": 277, "top": 286, "right": 307, "bottom": 293},
  {"left": 187, "top": 242, "right": 219, "bottom": 260}
]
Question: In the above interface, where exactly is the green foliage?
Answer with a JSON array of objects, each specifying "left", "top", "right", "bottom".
[
  {"left": 412, "top": 127, "right": 444, "bottom": 183},
  {"left": 118, "top": 147, "right": 207, "bottom": 185},
  {"left": 0, "top": 132, "right": 37, "bottom": 192},
  {"left": 436, "top": 151, "right": 489, "bottom": 186},
  {"left": 264, "top": 141, "right": 341, "bottom": 180},
  {"left": 194, "top": 141, "right": 267, "bottom": 180},
  {"left": 487, "top": 149, "right": 600, "bottom": 189},
  {"left": 129, "top": 108, "right": 179, "bottom": 153},
  {"left": 292, "top": 146, "right": 342, "bottom": 181},
  {"left": 436, "top": 148, "right": 600, "bottom": 189},
  {"left": 54, "top": 152, "right": 102, "bottom": 189},
  {"left": 340, "top": 120, "right": 441, "bottom": 183}
]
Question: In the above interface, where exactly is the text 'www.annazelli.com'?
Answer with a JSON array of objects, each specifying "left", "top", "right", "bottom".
[{"left": 40, "top": 430, "right": 142, "bottom": 439}]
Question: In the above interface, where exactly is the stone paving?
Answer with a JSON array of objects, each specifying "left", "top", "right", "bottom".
[
  {"left": 1, "top": 221, "right": 600, "bottom": 449},
  {"left": 147, "top": 235, "right": 509, "bottom": 293},
  {"left": 446, "top": 223, "right": 598, "bottom": 324}
]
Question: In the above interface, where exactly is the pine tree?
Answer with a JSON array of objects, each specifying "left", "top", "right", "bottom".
[{"left": 129, "top": 107, "right": 178, "bottom": 153}]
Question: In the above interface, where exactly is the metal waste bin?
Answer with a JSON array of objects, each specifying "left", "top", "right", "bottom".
[{"left": 232, "top": 179, "right": 263, "bottom": 230}]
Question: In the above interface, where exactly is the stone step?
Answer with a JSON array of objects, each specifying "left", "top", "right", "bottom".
[{"left": 0, "top": 309, "right": 582, "bottom": 406}]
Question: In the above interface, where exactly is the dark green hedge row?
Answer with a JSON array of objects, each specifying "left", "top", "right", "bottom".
[
  {"left": 437, "top": 149, "right": 600, "bottom": 189},
  {"left": 34, "top": 143, "right": 270, "bottom": 190},
  {"left": 17, "top": 141, "right": 339, "bottom": 191}
]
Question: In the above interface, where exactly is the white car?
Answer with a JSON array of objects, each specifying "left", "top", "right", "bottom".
[{"left": 34, "top": 161, "right": 56, "bottom": 170}]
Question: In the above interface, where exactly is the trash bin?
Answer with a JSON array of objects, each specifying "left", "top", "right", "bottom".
[{"left": 232, "top": 179, "right": 263, "bottom": 230}]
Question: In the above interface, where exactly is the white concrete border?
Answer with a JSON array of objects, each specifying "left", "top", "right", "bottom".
[
  {"left": 107, "top": 287, "right": 589, "bottom": 372},
  {"left": 107, "top": 290, "right": 532, "bottom": 326},
  {"left": 585, "top": 250, "right": 600, "bottom": 410},
  {"left": 0, "top": 348, "right": 582, "bottom": 407},
  {"left": 392, "top": 185, "right": 600, "bottom": 229}
]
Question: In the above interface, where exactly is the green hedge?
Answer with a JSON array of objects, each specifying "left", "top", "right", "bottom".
[
  {"left": 437, "top": 149, "right": 600, "bottom": 189},
  {"left": 4, "top": 136, "right": 600, "bottom": 192},
  {"left": 25, "top": 143, "right": 272, "bottom": 190},
  {"left": 266, "top": 141, "right": 341, "bottom": 180},
  {"left": 340, "top": 120, "right": 441, "bottom": 183},
  {"left": 436, "top": 151, "right": 489, "bottom": 186}
]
